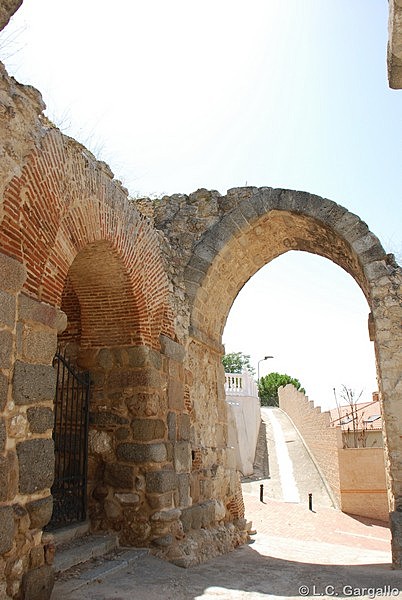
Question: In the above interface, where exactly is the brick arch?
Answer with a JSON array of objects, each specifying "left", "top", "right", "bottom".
[
  {"left": 184, "top": 186, "right": 402, "bottom": 567},
  {"left": 59, "top": 240, "right": 141, "bottom": 349},
  {"left": 0, "top": 127, "right": 172, "bottom": 349}
]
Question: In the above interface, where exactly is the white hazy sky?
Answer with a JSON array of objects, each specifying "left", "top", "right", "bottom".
[{"left": 1, "top": 1, "right": 401, "bottom": 409}]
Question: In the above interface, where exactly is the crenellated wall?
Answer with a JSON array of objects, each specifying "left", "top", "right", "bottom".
[
  {"left": 279, "top": 384, "right": 342, "bottom": 506},
  {"left": 279, "top": 385, "right": 390, "bottom": 523}
]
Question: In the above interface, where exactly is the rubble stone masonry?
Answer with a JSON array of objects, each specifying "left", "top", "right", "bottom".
[{"left": 0, "top": 3, "right": 401, "bottom": 597}]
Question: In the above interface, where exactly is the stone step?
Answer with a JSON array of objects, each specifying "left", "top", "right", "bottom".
[
  {"left": 54, "top": 532, "right": 119, "bottom": 574},
  {"left": 52, "top": 548, "right": 150, "bottom": 598},
  {"left": 52, "top": 520, "right": 90, "bottom": 547}
]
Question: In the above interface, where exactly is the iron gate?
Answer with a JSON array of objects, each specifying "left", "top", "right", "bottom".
[{"left": 46, "top": 350, "right": 90, "bottom": 530}]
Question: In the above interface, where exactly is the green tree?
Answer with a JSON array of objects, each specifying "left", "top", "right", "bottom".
[
  {"left": 222, "top": 352, "right": 255, "bottom": 375},
  {"left": 258, "top": 372, "right": 305, "bottom": 407}
]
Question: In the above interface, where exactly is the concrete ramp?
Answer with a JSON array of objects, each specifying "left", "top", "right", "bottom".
[{"left": 258, "top": 407, "right": 334, "bottom": 508}]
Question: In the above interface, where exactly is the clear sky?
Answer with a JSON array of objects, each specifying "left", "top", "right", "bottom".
[{"left": 1, "top": 1, "right": 400, "bottom": 409}]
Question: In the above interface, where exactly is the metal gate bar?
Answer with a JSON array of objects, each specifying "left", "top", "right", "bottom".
[{"left": 46, "top": 350, "right": 90, "bottom": 530}]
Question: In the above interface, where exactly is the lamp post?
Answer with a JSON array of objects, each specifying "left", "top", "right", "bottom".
[{"left": 257, "top": 355, "right": 274, "bottom": 383}]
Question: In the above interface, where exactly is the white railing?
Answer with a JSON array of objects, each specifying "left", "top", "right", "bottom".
[{"left": 224, "top": 370, "right": 259, "bottom": 398}]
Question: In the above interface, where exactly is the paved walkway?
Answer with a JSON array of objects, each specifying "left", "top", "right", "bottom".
[
  {"left": 253, "top": 407, "right": 334, "bottom": 508},
  {"left": 52, "top": 408, "right": 399, "bottom": 599}
]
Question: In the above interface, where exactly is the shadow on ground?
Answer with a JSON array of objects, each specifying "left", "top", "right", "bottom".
[{"left": 62, "top": 541, "right": 401, "bottom": 600}]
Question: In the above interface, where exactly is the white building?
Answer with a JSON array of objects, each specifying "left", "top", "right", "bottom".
[{"left": 225, "top": 370, "right": 261, "bottom": 476}]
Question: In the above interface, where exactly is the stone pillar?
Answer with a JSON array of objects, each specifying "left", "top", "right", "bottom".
[
  {"left": 79, "top": 339, "right": 189, "bottom": 549},
  {"left": 367, "top": 257, "right": 402, "bottom": 568},
  {"left": 0, "top": 253, "right": 65, "bottom": 599}
]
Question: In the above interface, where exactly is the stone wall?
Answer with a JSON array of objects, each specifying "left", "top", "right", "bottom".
[
  {"left": 152, "top": 185, "right": 401, "bottom": 566},
  {"left": 0, "top": 253, "right": 63, "bottom": 599},
  {"left": 0, "top": 1, "right": 22, "bottom": 31},
  {"left": 388, "top": 0, "right": 402, "bottom": 88}
]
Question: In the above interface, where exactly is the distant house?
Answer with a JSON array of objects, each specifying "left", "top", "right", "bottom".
[{"left": 329, "top": 393, "right": 383, "bottom": 448}]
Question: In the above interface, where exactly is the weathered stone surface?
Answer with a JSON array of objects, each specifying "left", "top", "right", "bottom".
[
  {"left": 131, "top": 418, "right": 166, "bottom": 441},
  {"left": 0, "top": 253, "right": 27, "bottom": 292},
  {"left": 104, "top": 498, "right": 122, "bottom": 519},
  {"left": 146, "top": 470, "right": 177, "bottom": 493},
  {"left": 177, "top": 473, "right": 191, "bottom": 508},
  {"left": 178, "top": 413, "right": 190, "bottom": 441},
  {"left": 90, "top": 411, "right": 129, "bottom": 427},
  {"left": 180, "top": 500, "right": 215, "bottom": 533},
  {"left": 160, "top": 335, "right": 185, "bottom": 362},
  {"left": 17, "top": 439, "right": 54, "bottom": 494},
  {"left": 147, "top": 491, "right": 174, "bottom": 510},
  {"left": 117, "top": 442, "right": 167, "bottom": 463},
  {"left": 126, "top": 346, "right": 162, "bottom": 370},
  {"left": 126, "top": 391, "right": 166, "bottom": 418},
  {"left": 0, "top": 455, "right": 10, "bottom": 501},
  {"left": 168, "top": 379, "right": 184, "bottom": 410},
  {"left": 388, "top": 0, "right": 402, "bottom": 89},
  {"left": 108, "top": 368, "right": 161, "bottom": 389},
  {"left": 54, "top": 309, "right": 67, "bottom": 334},
  {"left": 93, "top": 484, "right": 108, "bottom": 501},
  {"left": 26, "top": 496, "right": 53, "bottom": 529},
  {"left": 0, "top": 0, "right": 23, "bottom": 32},
  {"left": 167, "top": 412, "right": 176, "bottom": 441},
  {"left": 115, "top": 492, "right": 140, "bottom": 505},
  {"left": 390, "top": 511, "right": 402, "bottom": 568},
  {"left": 27, "top": 407, "right": 54, "bottom": 433},
  {"left": 30, "top": 545, "right": 45, "bottom": 569},
  {"left": 0, "top": 290, "right": 15, "bottom": 328},
  {"left": 135, "top": 474, "right": 146, "bottom": 491},
  {"left": 181, "top": 504, "right": 201, "bottom": 533},
  {"left": 0, "top": 506, "right": 14, "bottom": 553},
  {"left": 18, "top": 294, "right": 62, "bottom": 330},
  {"left": 115, "top": 427, "right": 130, "bottom": 440},
  {"left": 21, "top": 565, "right": 54, "bottom": 600},
  {"left": 104, "top": 463, "right": 135, "bottom": 488},
  {"left": 13, "top": 362, "right": 57, "bottom": 405},
  {"left": 0, "top": 371, "right": 8, "bottom": 412},
  {"left": 0, "top": 417, "right": 6, "bottom": 452},
  {"left": 150, "top": 508, "right": 181, "bottom": 522},
  {"left": 18, "top": 326, "right": 56, "bottom": 364},
  {"left": 0, "top": 329, "right": 13, "bottom": 368},
  {"left": 96, "top": 348, "right": 114, "bottom": 368},
  {"left": 174, "top": 441, "right": 191, "bottom": 474},
  {"left": 88, "top": 430, "right": 112, "bottom": 455},
  {"left": 152, "top": 534, "right": 174, "bottom": 547}
]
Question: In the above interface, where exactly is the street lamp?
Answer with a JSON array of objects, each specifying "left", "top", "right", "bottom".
[{"left": 257, "top": 355, "right": 274, "bottom": 383}]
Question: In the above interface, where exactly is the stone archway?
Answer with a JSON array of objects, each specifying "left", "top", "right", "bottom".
[
  {"left": 0, "top": 114, "right": 182, "bottom": 596},
  {"left": 53, "top": 238, "right": 162, "bottom": 536},
  {"left": 179, "top": 186, "right": 401, "bottom": 567}
]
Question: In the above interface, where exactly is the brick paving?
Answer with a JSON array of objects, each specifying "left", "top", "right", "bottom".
[
  {"left": 243, "top": 489, "right": 391, "bottom": 562},
  {"left": 52, "top": 407, "right": 398, "bottom": 598},
  {"left": 54, "top": 489, "right": 399, "bottom": 600}
]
